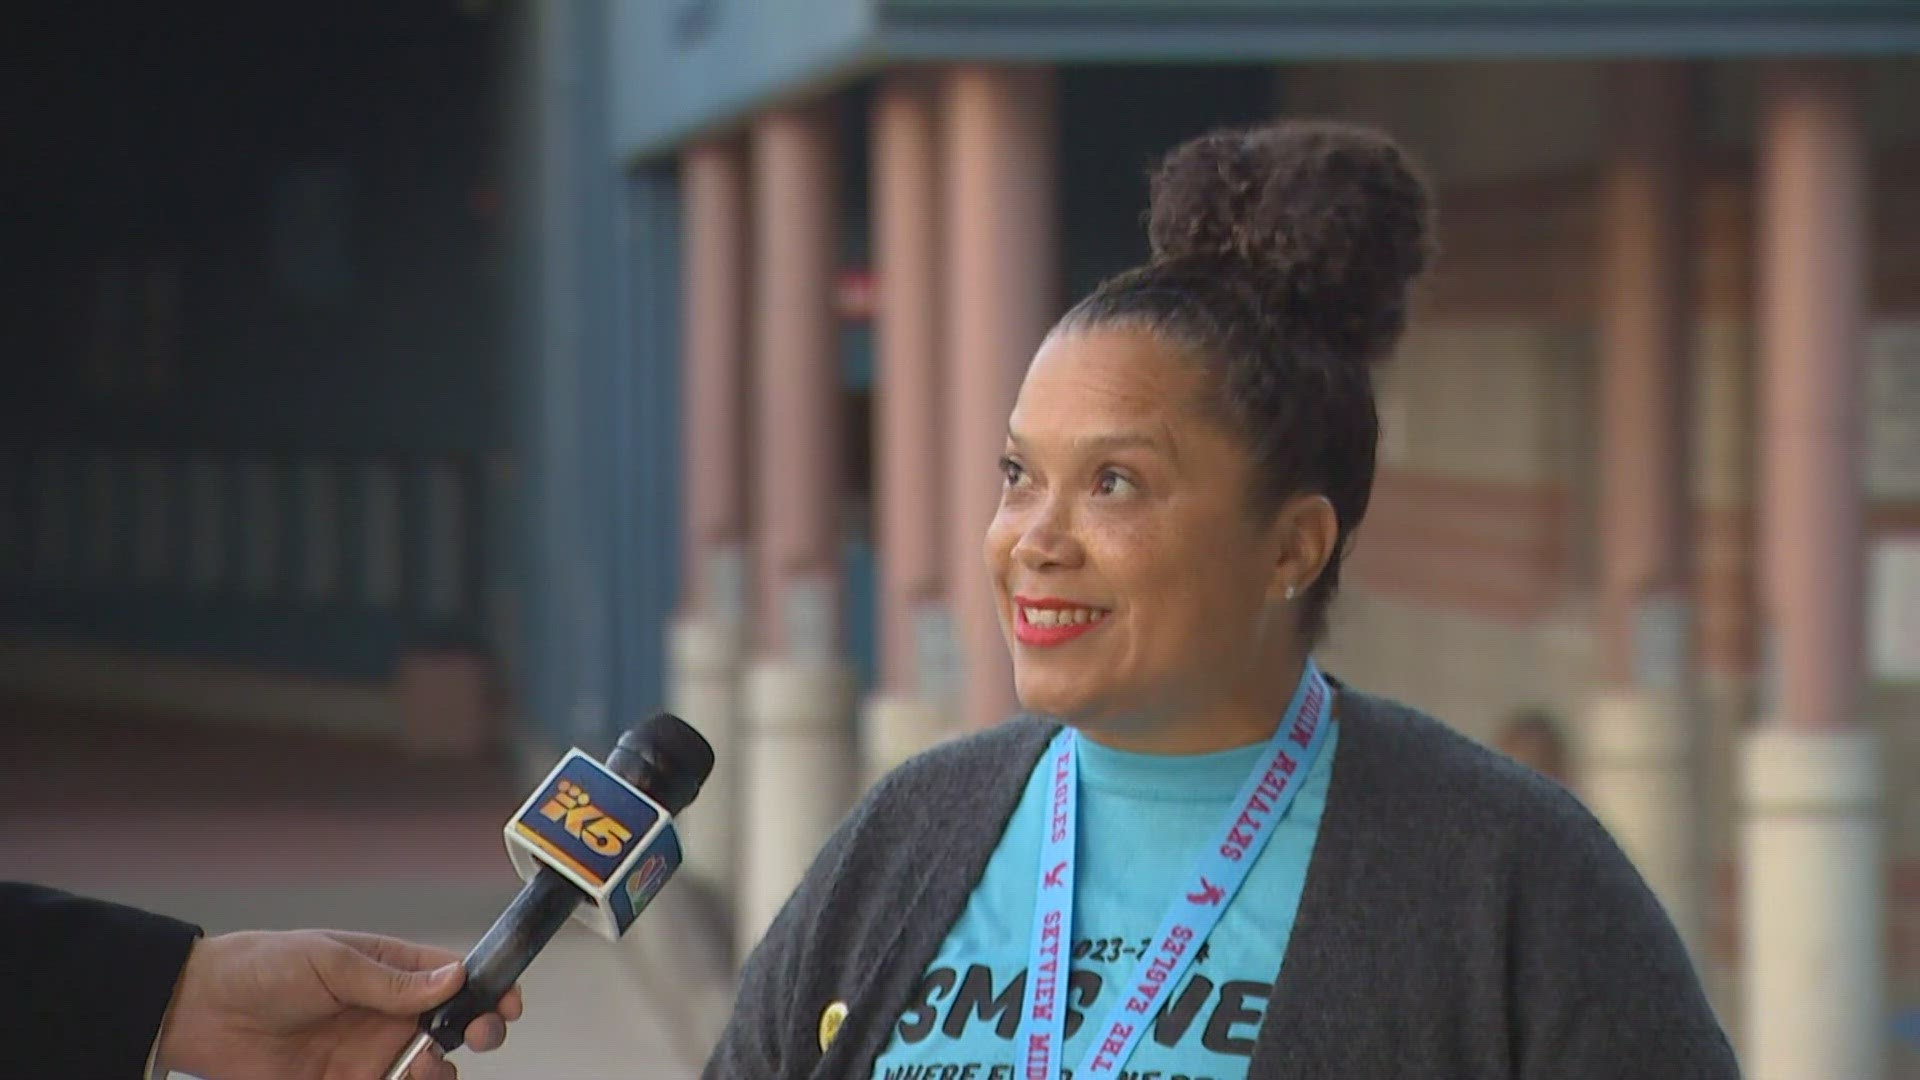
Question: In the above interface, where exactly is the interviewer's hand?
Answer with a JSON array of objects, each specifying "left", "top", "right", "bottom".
[{"left": 155, "top": 929, "right": 524, "bottom": 1080}]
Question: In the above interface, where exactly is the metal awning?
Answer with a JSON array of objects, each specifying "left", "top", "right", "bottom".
[{"left": 613, "top": 0, "right": 1920, "bottom": 162}]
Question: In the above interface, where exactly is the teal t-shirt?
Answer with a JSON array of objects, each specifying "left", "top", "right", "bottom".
[{"left": 872, "top": 720, "right": 1339, "bottom": 1080}]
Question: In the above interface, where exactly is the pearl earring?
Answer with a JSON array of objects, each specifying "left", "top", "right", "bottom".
[{"left": 1285, "top": 584, "right": 1296, "bottom": 601}]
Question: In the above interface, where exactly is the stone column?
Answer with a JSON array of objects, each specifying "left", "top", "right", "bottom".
[
  {"left": 1743, "top": 59, "right": 1882, "bottom": 1080},
  {"left": 739, "top": 101, "right": 858, "bottom": 955},
  {"left": 671, "top": 139, "right": 752, "bottom": 897},
  {"left": 942, "top": 64, "right": 1058, "bottom": 733},
  {"left": 864, "top": 71, "right": 954, "bottom": 791},
  {"left": 1581, "top": 61, "right": 1706, "bottom": 959}
]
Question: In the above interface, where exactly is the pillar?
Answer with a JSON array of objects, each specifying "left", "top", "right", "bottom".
[
  {"left": 738, "top": 101, "right": 858, "bottom": 955},
  {"left": 671, "top": 140, "right": 751, "bottom": 898},
  {"left": 1581, "top": 61, "right": 1706, "bottom": 958},
  {"left": 680, "top": 139, "right": 753, "bottom": 627},
  {"left": 863, "top": 72, "right": 953, "bottom": 790},
  {"left": 943, "top": 64, "right": 1059, "bottom": 734},
  {"left": 1743, "top": 60, "right": 1881, "bottom": 1080}
]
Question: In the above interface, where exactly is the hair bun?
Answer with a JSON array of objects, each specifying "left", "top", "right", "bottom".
[{"left": 1146, "top": 120, "right": 1435, "bottom": 362}]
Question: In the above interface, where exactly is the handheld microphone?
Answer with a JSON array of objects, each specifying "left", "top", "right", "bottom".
[{"left": 382, "top": 712, "right": 716, "bottom": 1080}]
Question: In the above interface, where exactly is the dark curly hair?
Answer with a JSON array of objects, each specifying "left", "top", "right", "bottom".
[{"left": 1054, "top": 119, "right": 1436, "bottom": 642}]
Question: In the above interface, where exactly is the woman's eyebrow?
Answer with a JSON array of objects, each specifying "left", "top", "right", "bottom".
[{"left": 1005, "top": 429, "right": 1165, "bottom": 455}]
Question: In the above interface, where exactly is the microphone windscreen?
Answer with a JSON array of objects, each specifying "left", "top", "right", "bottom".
[{"left": 611, "top": 711, "right": 715, "bottom": 815}]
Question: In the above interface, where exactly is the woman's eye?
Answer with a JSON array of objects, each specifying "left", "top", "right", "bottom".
[
  {"left": 999, "top": 456, "right": 1026, "bottom": 486},
  {"left": 1095, "top": 470, "right": 1136, "bottom": 497}
]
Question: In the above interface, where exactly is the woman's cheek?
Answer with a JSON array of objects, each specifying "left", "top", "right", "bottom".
[{"left": 981, "top": 514, "right": 1016, "bottom": 573}]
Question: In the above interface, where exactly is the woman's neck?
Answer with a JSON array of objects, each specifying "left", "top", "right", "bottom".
[{"left": 1076, "top": 652, "right": 1311, "bottom": 756}]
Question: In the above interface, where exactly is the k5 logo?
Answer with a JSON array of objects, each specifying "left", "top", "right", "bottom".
[{"left": 538, "top": 780, "right": 635, "bottom": 857}]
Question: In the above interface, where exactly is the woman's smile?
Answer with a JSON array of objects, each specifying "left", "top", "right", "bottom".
[{"left": 1012, "top": 595, "right": 1113, "bottom": 647}]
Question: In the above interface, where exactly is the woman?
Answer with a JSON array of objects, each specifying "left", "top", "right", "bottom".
[{"left": 705, "top": 120, "right": 1739, "bottom": 1080}]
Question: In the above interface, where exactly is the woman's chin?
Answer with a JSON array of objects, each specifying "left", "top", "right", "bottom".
[{"left": 1012, "top": 677, "right": 1105, "bottom": 723}]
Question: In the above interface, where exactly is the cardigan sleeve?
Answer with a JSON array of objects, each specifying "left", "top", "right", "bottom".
[
  {"left": 0, "top": 882, "right": 202, "bottom": 1080},
  {"left": 701, "top": 792, "right": 872, "bottom": 1080},
  {"left": 1505, "top": 793, "right": 1743, "bottom": 1079},
  {"left": 700, "top": 718, "right": 1052, "bottom": 1080},
  {"left": 702, "top": 854, "right": 824, "bottom": 1080}
]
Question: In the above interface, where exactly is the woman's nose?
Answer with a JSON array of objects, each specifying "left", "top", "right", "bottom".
[{"left": 1010, "top": 500, "right": 1081, "bottom": 571}]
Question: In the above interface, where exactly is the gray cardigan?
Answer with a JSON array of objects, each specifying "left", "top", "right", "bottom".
[{"left": 703, "top": 684, "right": 1742, "bottom": 1079}]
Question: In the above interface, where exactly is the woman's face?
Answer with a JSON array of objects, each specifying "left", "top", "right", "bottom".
[{"left": 984, "top": 325, "right": 1310, "bottom": 742}]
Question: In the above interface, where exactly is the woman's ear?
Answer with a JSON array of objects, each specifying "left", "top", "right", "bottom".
[{"left": 1267, "top": 493, "right": 1339, "bottom": 605}]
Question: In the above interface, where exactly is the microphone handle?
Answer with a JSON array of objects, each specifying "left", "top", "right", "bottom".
[{"left": 419, "top": 866, "right": 581, "bottom": 1051}]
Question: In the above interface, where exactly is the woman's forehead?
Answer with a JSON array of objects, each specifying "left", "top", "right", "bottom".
[{"left": 1017, "top": 327, "right": 1202, "bottom": 417}]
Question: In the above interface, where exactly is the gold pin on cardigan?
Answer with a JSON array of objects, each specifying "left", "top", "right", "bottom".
[{"left": 818, "top": 1000, "right": 850, "bottom": 1052}]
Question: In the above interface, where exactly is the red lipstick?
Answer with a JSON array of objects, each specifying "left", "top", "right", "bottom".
[{"left": 1012, "top": 595, "right": 1110, "bottom": 648}]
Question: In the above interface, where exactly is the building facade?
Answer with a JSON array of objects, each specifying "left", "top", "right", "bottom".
[{"left": 609, "top": 4, "right": 1920, "bottom": 1078}]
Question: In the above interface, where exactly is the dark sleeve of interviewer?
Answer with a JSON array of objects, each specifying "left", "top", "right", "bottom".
[{"left": 0, "top": 881, "right": 203, "bottom": 1079}]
